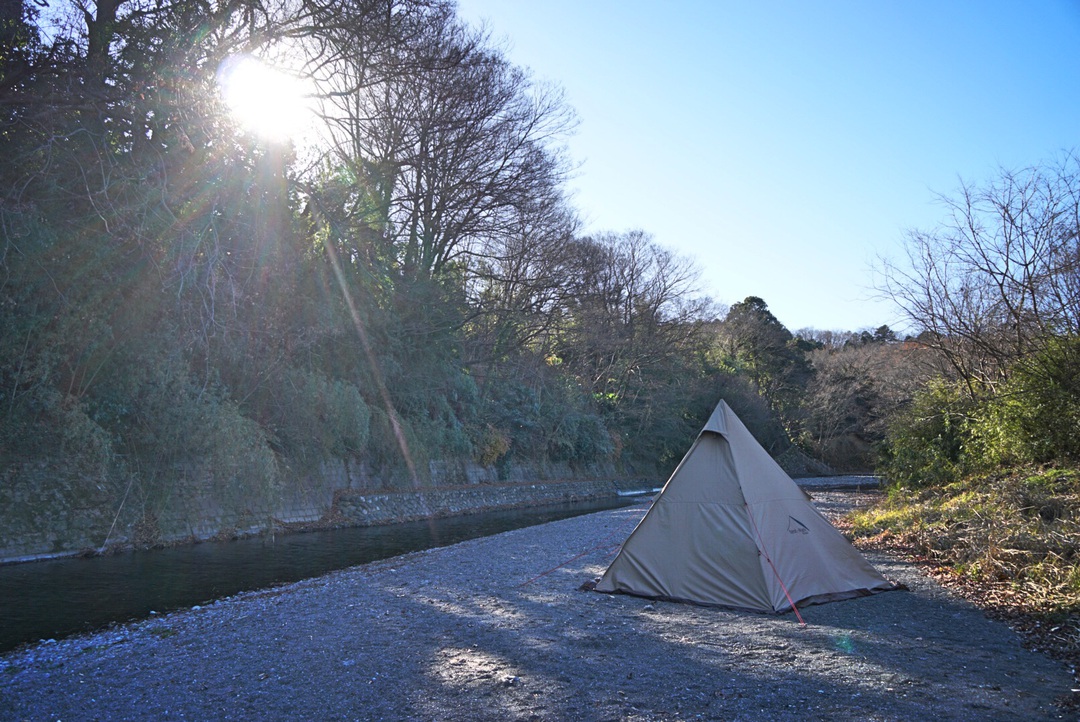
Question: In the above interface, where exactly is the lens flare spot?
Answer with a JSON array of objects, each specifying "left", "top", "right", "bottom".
[{"left": 834, "top": 633, "right": 856, "bottom": 654}]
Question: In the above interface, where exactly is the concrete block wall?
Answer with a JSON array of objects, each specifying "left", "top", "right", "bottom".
[
  {"left": 0, "top": 461, "right": 114, "bottom": 562},
  {"left": 333, "top": 479, "right": 625, "bottom": 526},
  {"left": 0, "top": 456, "right": 658, "bottom": 564}
]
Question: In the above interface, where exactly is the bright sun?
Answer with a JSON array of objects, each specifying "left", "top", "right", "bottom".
[{"left": 217, "top": 55, "right": 312, "bottom": 141}]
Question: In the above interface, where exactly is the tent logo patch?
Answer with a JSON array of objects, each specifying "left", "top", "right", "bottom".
[{"left": 787, "top": 516, "right": 810, "bottom": 535}]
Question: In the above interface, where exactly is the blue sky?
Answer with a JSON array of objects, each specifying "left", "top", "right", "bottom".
[{"left": 455, "top": 0, "right": 1080, "bottom": 332}]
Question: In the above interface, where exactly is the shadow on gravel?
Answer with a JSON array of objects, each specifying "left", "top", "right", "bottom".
[
  {"left": 358, "top": 507, "right": 1069, "bottom": 721},
  {"left": 0, "top": 504, "right": 1071, "bottom": 721}
]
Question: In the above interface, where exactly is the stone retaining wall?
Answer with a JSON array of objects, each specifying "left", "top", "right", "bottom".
[
  {"left": 333, "top": 479, "right": 643, "bottom": 526},
  {"left": 0, "top": 455, "right": 658, "bottom": 564}
]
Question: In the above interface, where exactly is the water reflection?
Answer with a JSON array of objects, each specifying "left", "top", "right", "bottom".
[{"left": 0, "top": 498, "right": 637, "bottom": 653}]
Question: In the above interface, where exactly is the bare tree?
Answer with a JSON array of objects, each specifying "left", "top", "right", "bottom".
[
  {"left": 878, "top": 153, "right": 1080, "bottom": 393},
  {"left": 462, "top": 192, "right": 579, "bottom": 365},
  {"left": 803, "top": 340, "right": 928, "bottom": 470},
  {"left": 312, "top": 9, "right": 575, "bottom": 285},
  {"left": 558, "top": 230, "right": 712, "bottom": 408}
]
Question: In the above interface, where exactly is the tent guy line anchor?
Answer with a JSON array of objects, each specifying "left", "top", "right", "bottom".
[
  {"left": 746, "top": 501, "right": 808, "bottom": 626},
  {"left": 515, "top": 540, "right": 622, "bottom": 589}
]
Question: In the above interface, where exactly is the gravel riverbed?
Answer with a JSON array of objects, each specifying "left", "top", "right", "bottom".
[{"left": 0, "top": 487, "right": 1074, "bottom": 721}]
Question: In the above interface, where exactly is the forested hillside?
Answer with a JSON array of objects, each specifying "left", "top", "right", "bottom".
[
  {"left": 0, "top": 0, "right": 910, "bottom": 525},
  {"left": 13, "top": 0, "right": 1076, "bottom": 565}
]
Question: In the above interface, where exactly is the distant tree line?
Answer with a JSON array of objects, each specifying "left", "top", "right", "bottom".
[{"left": 1, "top": 0, "right": 920, "bottom": 530}]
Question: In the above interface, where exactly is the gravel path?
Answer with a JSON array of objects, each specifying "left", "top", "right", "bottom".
[{"left": 0, "top": 490, "right": 1073, "bottom": 721}]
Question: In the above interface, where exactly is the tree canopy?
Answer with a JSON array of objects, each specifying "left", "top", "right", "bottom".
[{"left": 1, "top": 0, "right": 913, "bottom": 541}]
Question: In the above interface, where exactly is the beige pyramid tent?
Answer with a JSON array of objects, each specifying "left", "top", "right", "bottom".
[{"left": 595, "top": 400, "right": 897, "bottom": 612}]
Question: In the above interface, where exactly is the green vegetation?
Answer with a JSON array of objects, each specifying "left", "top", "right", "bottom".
[
  {"left": 4, "top": 0, "right": 910, "bottom": 546},
  {"left": 858, "top": 154, "right": 1080, "bottom": 657},
  {"left": 860, "top": 365, "right": 1080, "bottom": 621}
]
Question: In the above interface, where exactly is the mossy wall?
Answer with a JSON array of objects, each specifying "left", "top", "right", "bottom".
[{"left": 0, "top": 457, "right": 655, "bottom": 564}]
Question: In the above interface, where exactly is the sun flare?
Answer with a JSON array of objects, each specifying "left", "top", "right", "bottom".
[{"left": 217, "top": 55, "right": 312, "bottom": 141}]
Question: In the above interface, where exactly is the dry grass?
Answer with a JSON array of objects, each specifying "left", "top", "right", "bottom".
[{"left": 843, "top": 467, "right": 1080, "bottom": 699}]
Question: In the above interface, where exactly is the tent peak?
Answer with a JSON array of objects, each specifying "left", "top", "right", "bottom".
[{"left": 701, "top": 399, "right": 734, "bottom": 437}]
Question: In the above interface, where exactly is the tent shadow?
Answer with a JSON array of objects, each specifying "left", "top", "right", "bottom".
[{"left": 352, "top": 541, "right": 1069, "bottom": 721}]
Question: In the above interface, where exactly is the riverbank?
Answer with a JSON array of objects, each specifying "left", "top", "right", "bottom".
[
  {"left": 0, "top": 475, "right": 658, "bottom": 565},
  {"left": 1, "top": 489, "right": 1072, "bottom": 721}
]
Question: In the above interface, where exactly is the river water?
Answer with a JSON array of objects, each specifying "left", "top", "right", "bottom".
[{"left": 0, "top": 497, "right": 641, "bottom": 653}]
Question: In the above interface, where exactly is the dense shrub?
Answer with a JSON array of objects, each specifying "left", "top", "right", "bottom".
[
  {"left": 971, "top": 337, "right": 1080, "bottom": 466},
  {"left": 548, "top": 410, "right": 613, "bottom": 463},
  {"left": 2, "top": 385, "right": 116, "bottom": 476},
  {"left": 98, "top": 348, "right": 280, "bottom": 514},
  {"left": 880, "top": 378, "right": 977, "bottom": 488},
  {"left": 365, "top": 406, "right": 428, "bottom": 487},
  {"left": 272, "top": 368, "right": 372, "bottom": 463}
]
